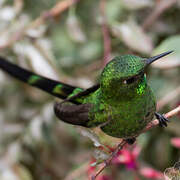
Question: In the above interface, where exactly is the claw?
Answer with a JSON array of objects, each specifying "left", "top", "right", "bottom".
[
  {"left": 155, "top": 112, "right": 170, "bottom": 127},
  {"left": 125, "top": 137, "right": 136, "bottom": 145}
]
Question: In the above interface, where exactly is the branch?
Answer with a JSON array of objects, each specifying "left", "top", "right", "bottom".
[
  {"left": 142, "top": 105, "right": 180, "bottom": 132},
  {"left": 91, "top": 140, "right": 127, "bottom": 180},
  {"left": 0, "top": 0, "right": 80, "bottom": 51},
  {"left": 92, "top": 105, "right": 180, "bottom": 179},
  {"left": 142, "top": 0, "right": 177, "bottom": 31}
]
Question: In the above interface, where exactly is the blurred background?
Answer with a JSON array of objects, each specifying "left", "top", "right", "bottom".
[{"left": 0, "top": 0, "right": 179, "bottom": 179}]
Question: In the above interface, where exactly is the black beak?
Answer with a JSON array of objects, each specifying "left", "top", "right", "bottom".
[{"left": 146, "top": 51, "right": 173, "bottom": 65}]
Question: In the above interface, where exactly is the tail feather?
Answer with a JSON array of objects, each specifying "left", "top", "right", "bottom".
[{"left": 0, "top": 57, "right": 79, "bottom": 102}]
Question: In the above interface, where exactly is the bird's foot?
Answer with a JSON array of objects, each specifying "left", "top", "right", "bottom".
[
  {"left": 125, "top": 137, "right": 136, "bottom": 145},
  {"left": 155, "top": 112, "right": 170, "bottom": 127}
]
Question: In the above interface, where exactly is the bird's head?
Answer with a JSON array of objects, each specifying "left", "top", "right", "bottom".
[{"left": 100, "top": 51, "right": 173, "bottom": 100}]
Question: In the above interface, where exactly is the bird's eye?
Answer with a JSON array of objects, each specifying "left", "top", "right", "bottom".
[{"left": 123, "top": 77, "right": 136, "bottom": 85}]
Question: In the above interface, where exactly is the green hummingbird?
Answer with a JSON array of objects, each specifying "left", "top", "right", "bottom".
[{"left": 0, "top": 51, "right": 172, "bottom": 143}]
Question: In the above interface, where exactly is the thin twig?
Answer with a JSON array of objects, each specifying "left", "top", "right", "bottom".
[
  {"left": 0, "top": 0, "right": 80, "bottom": 51},
  {"left": 142, "top": 0, "right": 177, "bottom": 31},
  {"left": 91, "top": 140, "right": 127, "bottom": 180},
  {"left": 100, "top": 0, "right": 111, "bottom": 67},
  {"left": 92, "top": 105, "right": 180, "bottom": 179},
  {"left": 142, "top": 105, "right": 180, "bottom": 132}
]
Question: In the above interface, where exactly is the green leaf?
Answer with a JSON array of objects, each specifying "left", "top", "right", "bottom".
[{"left": 111, "top": 20, "right": 153, "bottom": 54}]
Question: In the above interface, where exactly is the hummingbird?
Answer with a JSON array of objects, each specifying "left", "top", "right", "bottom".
[{"left": 0, "top": 51, "right": 172, "bottom": 143}]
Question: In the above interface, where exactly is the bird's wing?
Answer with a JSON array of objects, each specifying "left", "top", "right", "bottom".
[
  {"left": 0, "top": 56, "right": 80, "bottom": 104},
  {"left": 54, "top": 102, "right": 93, "bottom": 127}
]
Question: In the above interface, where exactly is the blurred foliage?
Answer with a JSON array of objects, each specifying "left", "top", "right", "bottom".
[{"left": 0, "top": 0, "right": 180, "bottom": 179}]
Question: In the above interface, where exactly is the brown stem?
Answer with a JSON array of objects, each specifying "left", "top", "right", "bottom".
[
  {"left": 142, "top": 105, "right": 180, "bottom": 132},
  {"left": 142, "top": 0, "right": 177, "bottom": 31},
  {"left": 91, "top": 140, "right": 127, "bottom": 180},
  {"left": 0, "top": 0, "right": 80, "bottom": 51}
]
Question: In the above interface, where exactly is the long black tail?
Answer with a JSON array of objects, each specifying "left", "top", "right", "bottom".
[{"left": 0, "top": 56, "right": 79, "bottom": 102}]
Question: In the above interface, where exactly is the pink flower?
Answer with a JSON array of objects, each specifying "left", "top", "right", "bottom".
[
  {"left": 171, "top": 137, "right": 180, "bottom": 148},
  {"left": 112, "top": 146, "right": 141, "bottom": 170},
  {"left": 87, "top": 159, "right": 96, "bottom": 176},
  {"left": 140, "top": 167, "right": 163, "bottom": 179},
  {"left": 97, "top": 175, "right": 113, "bottom": 180}
]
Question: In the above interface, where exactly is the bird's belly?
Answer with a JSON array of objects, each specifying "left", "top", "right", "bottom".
[
  {"left": 100, "top": 111, "right": 154, "bottom": 138},
  {"left": 100, "top": 95, "right": 156, "bottom": 138}
]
